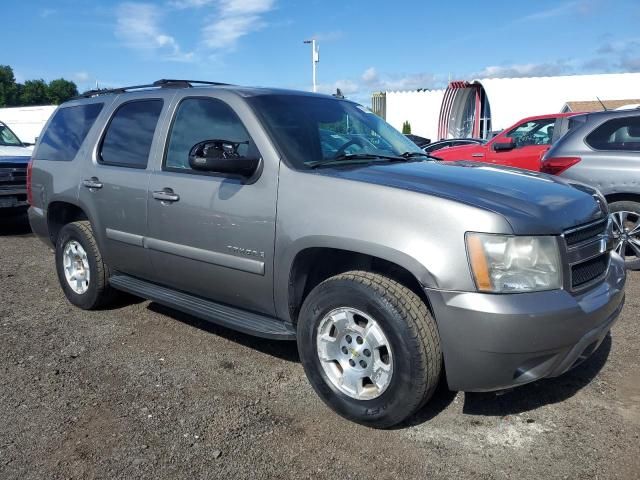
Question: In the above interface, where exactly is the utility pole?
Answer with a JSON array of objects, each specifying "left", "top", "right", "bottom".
[{"left": 303, "top": 39, "right": 319, "bottom": 92}]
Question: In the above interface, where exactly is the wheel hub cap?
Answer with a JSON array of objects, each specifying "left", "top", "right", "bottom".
[
  {"left": 316, "top": 308, "right": 393, "bottom": 400},
  {"left": 63, "top": 240, "right": 90, "bottom": 294}
]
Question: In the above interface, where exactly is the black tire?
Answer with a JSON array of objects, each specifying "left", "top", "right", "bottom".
[
  {"left": 609, "top": 201, "right": 640, "bottom": 270},
  {"left": 55, "top": 220, "right": 115, "bottom": 309},
  {"left": 297, "top": 271, "right": 441, "bottom": 428}
]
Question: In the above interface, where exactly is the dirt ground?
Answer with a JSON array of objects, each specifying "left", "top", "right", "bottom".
[{"left": 1, "top": 214, "right": 639, "bottom": 480}]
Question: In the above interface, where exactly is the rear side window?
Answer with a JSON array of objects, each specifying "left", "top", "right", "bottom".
[
  {"left": 35, "top": 103, "right": 103, "bottom": 161},
  {"left": 99, "top": 99, "right": 163, "bottom": 168},
  {"left": 586, "top": 116, "right": 640, "bottom": 151}
]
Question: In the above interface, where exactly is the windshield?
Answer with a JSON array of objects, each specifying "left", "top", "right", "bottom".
[
  {"left": 0, "top": 122, "right": 23, "bottom": 147},
  {"left": 249, "top": 95, "right": 423, "bottom": 168}
]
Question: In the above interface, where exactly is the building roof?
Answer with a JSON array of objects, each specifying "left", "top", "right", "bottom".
[{"left": 562, "top": 99, "right": 640, "bottom": 112}]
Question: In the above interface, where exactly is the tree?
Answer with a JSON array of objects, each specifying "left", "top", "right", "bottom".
[
  {"left": 48, "top": 78, "right": 78, "bottom": 104},
  {"left": 402, "top": 120, "right": 412, "bottom": 134},
  {"left": 19, "top": 80, "right": 50, "bottom": 106},
  {"left": 0, "top": 65, "right": 19, "bottom": 106},
  {"left": 0, "top": 65, "right": 79, "bottom": 106}
]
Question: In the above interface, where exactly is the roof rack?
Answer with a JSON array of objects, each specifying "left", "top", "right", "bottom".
[{"left": 74, "top": 79, "right": 232, "bottom": 99}]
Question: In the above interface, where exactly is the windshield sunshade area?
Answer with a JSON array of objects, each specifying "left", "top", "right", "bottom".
[
  {"left": 0, "top": 122, "right": 23, "bottom": 147},
  {"left": 249, "top": 95, "right": 425, "bottom": 169}
]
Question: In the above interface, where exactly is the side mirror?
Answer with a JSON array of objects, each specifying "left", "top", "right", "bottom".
[
  {"left": 188, "top": 139, "right": 259, "bottom": 177},
  {"left": 493, "top": 140, "right": 515, "bottom": 152}
]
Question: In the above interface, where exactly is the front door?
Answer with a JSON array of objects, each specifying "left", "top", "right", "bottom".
[
  {"left": 487, "top": 117, "right": 557, "bottom": 171},
  {"left": 146, "top": 94, "right": 278, "bottom": 315}
]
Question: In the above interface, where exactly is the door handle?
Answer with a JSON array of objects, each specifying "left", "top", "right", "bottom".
[
  {"left": 152, "top": 188, "right": 180, "bottom": 202},
  {"left": 471, "top": 153, "right": 484, "bottom": 158},
  {"left": 82, "top": 177, "right": 103, "bottom": 189}
]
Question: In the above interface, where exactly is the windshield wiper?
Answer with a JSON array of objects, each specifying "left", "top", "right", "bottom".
[
  {"left": 308, "top": 153, "right": 408, "bottom": 169},
  {"left": 400, "top": 151, "right": 434, "bottom": 159}
]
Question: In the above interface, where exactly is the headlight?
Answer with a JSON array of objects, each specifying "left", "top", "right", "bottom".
[{"left": 466, "top": 233, "right": 562, "bottom": 293}]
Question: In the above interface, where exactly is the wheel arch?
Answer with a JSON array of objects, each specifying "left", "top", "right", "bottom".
[
  {"left": 47, "top": 201, "right": 90, "bottom": 245},
  {"left": 604, "top": 192, "right": 640, "bottom": 206},
  {"left": 280, "top": 239, "right": 437, "bottom": 324}
]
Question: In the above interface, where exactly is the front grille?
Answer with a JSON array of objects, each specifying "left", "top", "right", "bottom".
[
  {"left": 0, "top": 165, "right": 27, "bottom": 184},
  {"left": 0, "top": 164, "right": 27, "bottom": 194},
  {"left": 564, "top": 218, "right": 608, "bottom": 247},
  {"left": 571, "top": 253, "right": 609, "bottom": 289}
]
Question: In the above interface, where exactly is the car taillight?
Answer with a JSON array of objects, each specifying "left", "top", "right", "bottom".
[
  {"left": 27, "top": 158, "right": 33, "bottom": 205},
  {"left": 541, "top": 156, "right": 581, "bottom": 175}
]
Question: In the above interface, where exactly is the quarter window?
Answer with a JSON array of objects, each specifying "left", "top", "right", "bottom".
[
  {"left": 586, "top": 116, "right": 640, "bottom": 151},
  {"left": 100, "top": 99, "right": 163, "bottom": 168},
  {"left": 165, "top": 97, "right": 255, "bottom": 172},
  {"left": 35, "top": 103, "right": 104, "bottom": 161}
]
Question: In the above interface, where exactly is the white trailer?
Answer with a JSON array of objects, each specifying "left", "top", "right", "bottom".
[{"left": 0, "top": 105, "right": 56, "bottom": 144}]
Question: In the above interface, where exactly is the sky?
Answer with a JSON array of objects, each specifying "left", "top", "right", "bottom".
[{"left": 3, "top": 0, "right": 640, "bottom": 104}]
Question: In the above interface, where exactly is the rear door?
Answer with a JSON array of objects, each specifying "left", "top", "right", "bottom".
[
  {"left": 145, "top": 92, "right": 279, "bottom": 315},
  {"left": 486, "top": 117, "right": 557, "bottom": 170},
  {"left": 78, "top": 94, "right": 170, "bottom": 279}
]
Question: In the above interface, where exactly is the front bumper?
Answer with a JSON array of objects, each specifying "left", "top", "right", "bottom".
[
  {"left": 426, "top": 253, "right": 626, "bottom": 392},
  {"left": 0, "top": 190, "right": 28, "bottom": 210}
]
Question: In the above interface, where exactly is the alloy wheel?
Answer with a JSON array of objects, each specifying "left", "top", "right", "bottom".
[
  {"left": 62, "top": 240, "right": 91, "bottom": 294},
  {"left": 316, "top": 307, "right": 393, "bottom": 400},
  {"left": 611, "top": 211, "right": 640, "bottom": 263}
]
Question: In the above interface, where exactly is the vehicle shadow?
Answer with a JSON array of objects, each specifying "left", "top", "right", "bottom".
[
  {"left": 396, "top": 376, "right": 458, "bottom": 428},
  {"left": 0, "top": 213, "right": 32, "bottom": 236},
  {"left": 133, "top": 300, "right": 611, "bottom": 423},
  {"left": 146, "top": 302, "right": 300, "bottom": 363},
  {"left": 462, "top": 334, "right": 612, "bottom": 416},
  {"left": 394, "top": 335, "right": 612, "bottom": 428}
]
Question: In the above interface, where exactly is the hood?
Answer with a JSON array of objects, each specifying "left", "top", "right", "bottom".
[
  {"left": 0, "top": 145, "right": 32, "bottom": 162},
  {"left": 432, "top": 144, "right": 481, "bottom": 159},
  {"left": 319, "top": 161, "right": 605, "bottom": 235}
]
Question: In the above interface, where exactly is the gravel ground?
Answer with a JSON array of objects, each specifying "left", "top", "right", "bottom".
[{"left": 1, "top": 214, "right": 639, "bottom": 480}]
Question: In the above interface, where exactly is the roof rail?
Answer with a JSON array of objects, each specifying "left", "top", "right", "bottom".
[{"left": 74, "top": 79, "right": 232, "bottom": 99}]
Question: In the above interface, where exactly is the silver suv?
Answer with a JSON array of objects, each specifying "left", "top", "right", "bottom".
[
  {"left": 543, "top": 109, "right": 640, "bottom": 269},
  {"left": 28, "top": 80, "right": 626, "bottom": 428}
]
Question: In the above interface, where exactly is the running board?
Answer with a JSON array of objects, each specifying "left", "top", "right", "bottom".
[{"left": 109, "top": 274, "right": 296, "bottom": 340}]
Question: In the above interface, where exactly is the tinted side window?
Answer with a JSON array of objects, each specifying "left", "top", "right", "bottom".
[
  {"left": 35, "top": 103, "right": 103, "bottom": 161},
  {"left": 100, "top": 99, "right": 163, "bottom": 168},
  {"left": 165, "top": 97, "right": 255, "bottom": 171},
  {"left": 586, "top": 116, "right": 640, "bottom": 151}
]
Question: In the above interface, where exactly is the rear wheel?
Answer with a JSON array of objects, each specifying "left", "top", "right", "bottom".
[
  {"left": 55, "top": 221, "right": 115, "bottom": 309},
  {"left": 297, "top": 271, "right": 441, "bottom": 428},
  {"left": 609, "top": 201, "right": 640, "bottom": 270}
]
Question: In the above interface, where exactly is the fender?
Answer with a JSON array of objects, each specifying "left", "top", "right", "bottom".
[{"left": 274, "top": 235, "right": 438, "bottom": 323}]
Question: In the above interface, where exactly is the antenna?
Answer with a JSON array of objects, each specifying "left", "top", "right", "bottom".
[{"left": 596, "top": 96, "right": 608, "bottom": 111}]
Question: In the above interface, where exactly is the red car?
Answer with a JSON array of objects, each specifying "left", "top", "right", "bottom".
[{"left": 432, "top": 113, "right": 578, "bottom": 171}]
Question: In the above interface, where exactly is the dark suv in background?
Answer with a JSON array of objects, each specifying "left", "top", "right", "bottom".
[
  {"left": 543, "top": 109, "right": 640, "bottom": 269},
  {"left": 0, "top": 121, "right": 32, "bottom": 214}
]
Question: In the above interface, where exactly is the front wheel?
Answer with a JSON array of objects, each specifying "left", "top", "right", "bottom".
[
  {"left": 609, "top": 201, "right": 640, "bottom": 270},
  {"left": 297, "top": 271, "right": 441, "bottom": 428}
]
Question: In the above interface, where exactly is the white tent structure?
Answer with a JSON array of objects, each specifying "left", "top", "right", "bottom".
[
  {"left": 384, "top": 90, "right": 444, "bottom": 142},
  {"left": 0, "top": 105, "right": 57, "bottom": 144},
  {"left": 378, "top": 72, "right": 640, "bottom": 141}
]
